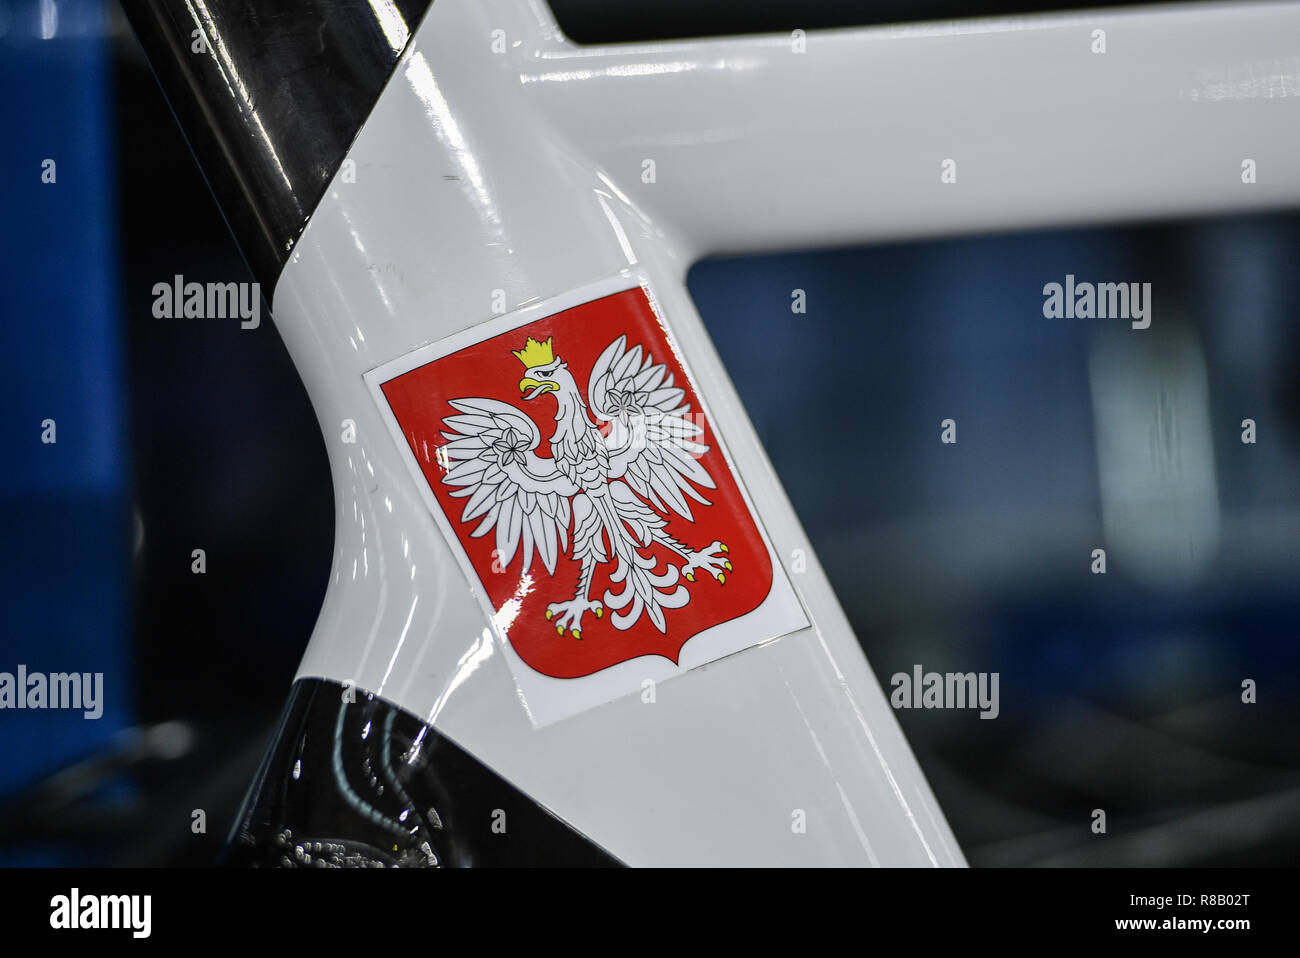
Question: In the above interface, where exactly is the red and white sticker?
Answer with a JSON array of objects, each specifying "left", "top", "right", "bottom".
[{"left": 365, "top": 272, "right": 807, "bottom": 724}]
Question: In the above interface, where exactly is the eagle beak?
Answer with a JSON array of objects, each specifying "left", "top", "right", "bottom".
[{"left": 519, "top": 377, "right": 558, "bottom": 400}]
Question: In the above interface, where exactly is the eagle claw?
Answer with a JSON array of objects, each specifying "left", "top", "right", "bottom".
[
  {"left": 546, "top": 597, "right": 603, "bottom": 637},
  {"left": 681, "top": 540, "right": 732, "bottom": 584}
]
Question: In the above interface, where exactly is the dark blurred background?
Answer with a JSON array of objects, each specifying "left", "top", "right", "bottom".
[{"left": 1, "top": 0, "right": 1296, "bottom": 865}]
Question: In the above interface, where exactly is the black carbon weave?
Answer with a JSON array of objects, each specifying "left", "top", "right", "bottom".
[
  {"left": 120, "top": 0, "right": 434, "bottom": 289},
  {"left": 228, "top": 678, "right": 623, "bottom": 867}
]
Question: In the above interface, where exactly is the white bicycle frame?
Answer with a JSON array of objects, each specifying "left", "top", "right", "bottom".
[{"left": 264, "top": 0, "right": 1300, "bottom": 865}]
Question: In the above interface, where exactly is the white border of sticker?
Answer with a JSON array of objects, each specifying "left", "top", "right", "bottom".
[{"left": 364, "top": 267, "right": 809, "bottom": 726}]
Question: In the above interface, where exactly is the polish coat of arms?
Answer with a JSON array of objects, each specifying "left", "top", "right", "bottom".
[{"left": 370, "top": 277, "right": 807, "bottom": 720}]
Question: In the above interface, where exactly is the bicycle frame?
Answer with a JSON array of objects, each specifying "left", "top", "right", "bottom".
[{"left": 138, "top": 0, "right": 1300, "bottom": 865}]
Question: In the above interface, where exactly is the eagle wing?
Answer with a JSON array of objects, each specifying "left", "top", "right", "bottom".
[
  {"left": 440, "top": 398, "right": 577, "bottom": 574},
  {"left": 587, "top": 335, "right": 715, "bottom": 521}
]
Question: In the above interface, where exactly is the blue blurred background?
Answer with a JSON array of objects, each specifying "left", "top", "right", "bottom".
[
  {"left": 1, "top": 0, "right": 330, "bottom": 865},
  {"left": 1, "top": 0, "right": 1297, "bottom": 865},
  {"left": 1, "top": 0, "right": 132, "bottom": 863},
  {"left": 694, "top": 224, "right": 1300, "bottom": 865}
]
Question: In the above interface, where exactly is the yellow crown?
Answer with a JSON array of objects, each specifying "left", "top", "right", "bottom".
[{"left": 512, "top": 335, "right": 554, "bottom": 368}]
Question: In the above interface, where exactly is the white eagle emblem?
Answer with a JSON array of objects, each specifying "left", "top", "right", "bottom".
[{"left": 439, "top": 335, "right": 733, "bottom": 639}]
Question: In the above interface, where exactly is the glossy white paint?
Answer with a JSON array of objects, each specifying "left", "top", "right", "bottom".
[
  {"left": 531, "top": 1, "right": 1300, "bottom": 255},
  {"left": 271, "top": 0, "right": 1300, "bottom": 865}
]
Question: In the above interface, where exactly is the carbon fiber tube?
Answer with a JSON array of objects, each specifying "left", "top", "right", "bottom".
[{"left": 120, "top": 0, "right": 434, "bottom": 287}]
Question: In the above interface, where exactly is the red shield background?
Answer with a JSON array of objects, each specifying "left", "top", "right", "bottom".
[{"left": 378, "top": 286, "right": 774, "bottom": 679}]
